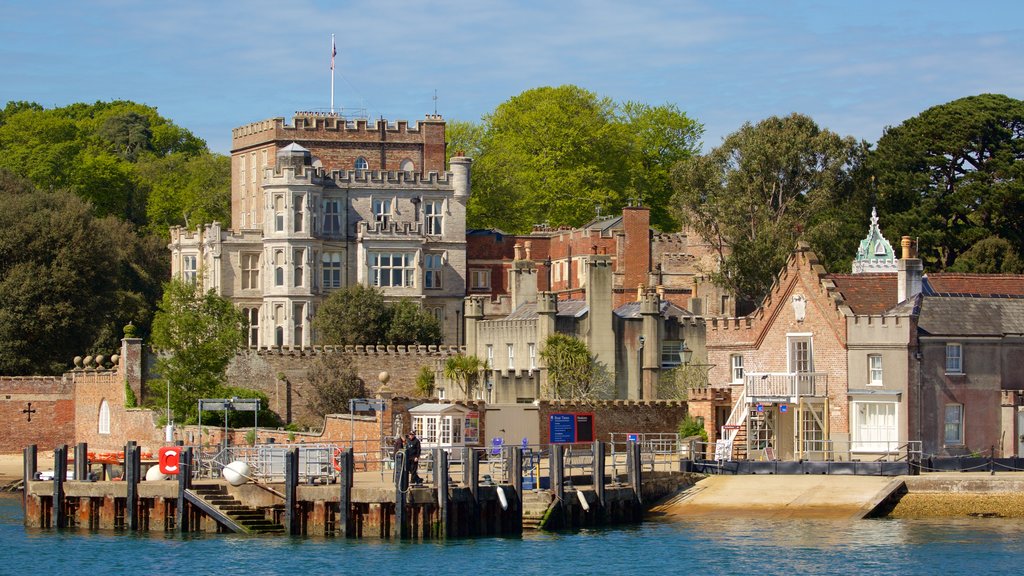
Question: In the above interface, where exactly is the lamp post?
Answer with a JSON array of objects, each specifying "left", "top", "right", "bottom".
[{"left": 680, "top": 342, "right": 715, "bottom": 387}]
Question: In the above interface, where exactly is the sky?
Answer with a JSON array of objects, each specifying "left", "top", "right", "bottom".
[{"left": 2, "top": 1, "right": 1022, "bottom": 155}]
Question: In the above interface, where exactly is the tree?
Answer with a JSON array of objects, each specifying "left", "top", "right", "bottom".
[
  {"left": 445, "top": 119, "right": 484, "bottom": 166},
  {"left": 539, "top": 334, "right": 612, "bottom": 400},
  {"left": 150, "top": 279, "right": 246, "bottom": 423},
  {"left": 141, "top": 151, "right": 231, "bottom": 234},
  {"left": 415, "top": 365, "right": 436, "bottom": 397},
  {"left": 0, "top": 171, "right": 163, "bottom": 374},
  {"left": 869, "top": 94, "right": 1024, "bottom": 270},
  {"left": 443, "top": 354, "right": 487, "bottom": 398},
  {"left": 306, "top": 353, "right": 368, "bottom": 419},
  {"left": 313, "top": 284, "right": 390, "bottom": 345},
  {"left": 385, "top": 300, "right": 442, "bottom": 345},
  {"left": 672, "top": 113, "right": 867, "bottom": 304},
  {"left": 948, "top": 237, "right": 1024, "bottom": 274}
]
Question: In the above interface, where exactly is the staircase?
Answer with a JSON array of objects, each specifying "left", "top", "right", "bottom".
[
  {"left": 521, "top": 490, "right": 555, "bottom": 530},
  {"left": 720, "top": 392, "right": 750, "bottom": 460},
  {"left": 186, "top": 482, "right": 285, "bottom": 535}
]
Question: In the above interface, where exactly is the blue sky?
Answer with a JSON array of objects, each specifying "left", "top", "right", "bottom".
[{"left": 2, "top": 1, "right": 1021, "bottom": 154}]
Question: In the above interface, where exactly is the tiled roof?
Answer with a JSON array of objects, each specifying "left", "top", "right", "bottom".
[
  {"left": 614, "top": 300, "right": 694, "bottom": 320},
  {"left": 504, "top": 300, "right": 589, "bottom": 321},
  {"left": 918, "top": 297, "right": 1024, "bottom": 336},
  {"left": 826, "top": 273, "right": 898, "bottom": 315},
  {"left": 924, "top": 274, "right": 1024, "bottom": 297}
]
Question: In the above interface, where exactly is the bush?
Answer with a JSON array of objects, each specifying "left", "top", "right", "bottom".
[{"left": 678, "top": 414, "right": 708, "bottom": 442}]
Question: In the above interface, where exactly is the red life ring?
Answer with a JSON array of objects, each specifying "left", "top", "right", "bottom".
[{"left": 333, "top": 447, "right": 343, "bottom": 472}]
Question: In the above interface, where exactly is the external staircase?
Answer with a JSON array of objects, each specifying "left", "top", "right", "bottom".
[
  {"left": 521, "top": 490, "right": 555, "bottom": 530},
  {"left": 185, "top": 482, "right": 285, "bottom": 534}
]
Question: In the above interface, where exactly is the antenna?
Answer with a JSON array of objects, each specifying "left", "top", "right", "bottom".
[{"left": 433, "top": 89, "right": 438, "bottom": 115}]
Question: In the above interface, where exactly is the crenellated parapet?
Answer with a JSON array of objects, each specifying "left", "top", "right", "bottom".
[
  {"left": 329, "top": 169, "right": 452, "bottom": 187},
  {"left": 243, "top": 344, "right": 465, "bottom": 358},
  {"left": 232, "top": 114, "right": 445, "bottom": 141},
  {"left": 538, "top": 398, "right": 687, "bottom": 408}
]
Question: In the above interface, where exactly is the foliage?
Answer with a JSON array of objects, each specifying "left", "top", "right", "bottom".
[
  {"left": 150, "top": 279, "right": 246, "bottom": 423},
  {"left": 672, "top": 113, "right": 867, "bottom": 304},
  {"left": 306, "top": 353, "right": 368, "bottom": 418},
  {"left": 124, "top": 382, "right": 138, "bottom": 408},
  {"left": 0, "top": 171, "right": 165, "bottom": 375},
  {"left": 656, "top": 365, "right": 711, "bottom": 400},
  {"left": 140, "top": 151, "right": 231, "bottom": 235},
  {"left": 443, "top": 354, "right": 487, "bottom": 398},
  {"left": 539, "top": 334, "right": 612, "bottom": 400},
  {"left": 869, "top": 94, "right": 1024, "bottom": 270},
  {"left": 678, "top": 414, "right": 708, "bottom": 442},
  {"left": 313, "top": 285, "right": 442, "bottom": 345},
  {"left": 445, "top": 119, "right": 484, "bottom": 165},
  {"left": 948, "top": 237, "right": 1024, "bottom": 274},
  {"left": 415, "top": 365, "right": 436, "bottom": 397},
  {"left": 469, "top": 85, "right": 702, "bottom": 233}
]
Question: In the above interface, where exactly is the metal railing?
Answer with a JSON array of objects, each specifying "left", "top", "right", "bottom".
[{"left": 745, "top": 372, "right": 828, "bottom": 398}]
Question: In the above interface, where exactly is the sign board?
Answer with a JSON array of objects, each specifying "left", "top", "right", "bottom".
[
  {"left": 714, "top": 439, "right": 733, "bottom": 461},
  {"left": 349, "top": 398, "right": 386, "bottom": 413},
  {"left": 549, "top": 412, "right": 595, "bottom": 444},
  {"left": 463, "top": 411, "right": 480, "bottom": 444},
  {"left": 756, "top": 404, "right": 764, "bottom": 412},
  {"left": 199, "top": 398, "right": 260, "bottom": 412},
  {"left": 780, "top": 404, "right": 788, "bottom": 413},
  {"left": 627, "top": 433, "right": 639, "bottom": 443}
]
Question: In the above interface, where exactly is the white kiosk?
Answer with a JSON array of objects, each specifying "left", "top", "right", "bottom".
[{"left": 408, "top": 403, "right": 478, "bottom": 463}]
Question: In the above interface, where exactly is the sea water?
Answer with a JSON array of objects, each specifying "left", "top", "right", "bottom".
[{"left": 2, "top": 494, "right": 1022, "bottom": 575}]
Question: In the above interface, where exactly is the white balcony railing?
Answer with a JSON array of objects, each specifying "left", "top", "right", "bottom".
[{"left": 744, "top": 372, "right": 828, "bottom": 399}]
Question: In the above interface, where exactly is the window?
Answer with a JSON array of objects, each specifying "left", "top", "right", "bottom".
[
  {"left": 731, "top": 355, "right": 744, "bottom": 383},
  {"left": 507, "top": 344, "right": 515, "bottom": 370},
  {"left": 250, "top": 152, "right": 257, "bottom": 183},
  {"left": 355, "top": 157, "right": 368, "bottom": 171},
  {"left": 368, "top": 252, "right": 414, "bottom": 287},
  {"left": 241, "top": 253, "right": 260, "bottom": 290},
  {"left": 274, "top": 250, "right": 285, "bottom": 286},
  {"left": 789, "top": 336, "right": 813, "bottom": 373},
  {"left": 239, "top": 155, "right": 246, "bottom": 191},
  {"left": 424, "top": 200, "right": 443, "bottom": 235},
  {"left": 661, "top": 341, "right": 684, "bottom": 368},
  {"left": 372, "top": 198, "right": 391, "bottom": 227},
  {"left": 293, "top": 249, "right": 304, "bottom": 287},
  {"left": 944, "top": 404, "right": 964, "bottom": 445},
  {"left": 182, "top": 254, "right": 198, "bottom": 285},
  {"left": 486, "top": 345, "right": 494, "bottom": 368},
  {"left": 245, "top": 307, "right": 259, "bottom": 347},
  {"left": 868, "top": 354, "right": 883, "bottom": 385},
  {"left": 293, "top": 195, "right": 304, "bottom": 232},
  {"left": 274, "top": 195, "right": 285, "bottom": 232},
  {"left": 322, "top": 252, "right": 342, "bottom": 289},
  {"left": 322, "top": 200, "right": 341, "bottom": 235},
  {"left": 852, "top": 401, "right": 897, "bottom": 452},
  {"left": 293, "top": 303, "right": 304, "bottom": 347},
  {"left": 400, "top": 158, "right": 415, "bottom": 173},
  {"left": 274, "top": 304, "right": 285, "bottom": 347},
  {"left": 529, "top": 343, "right": 537, "bottom": 371},
  {"left": 721, "top": 295, "right": 730, "bottom": 315},
  {"left": 945, "top": 343, "right": 963, "bottom": 374},
  {"left": 470, "top": 269, "right": 491, "bottom": 291},
  {"left": 424, "top": 253, "right": 443, "bottom": 289},
  {"left": 98, "top": 400, "right": 110, "bottom": 435}
]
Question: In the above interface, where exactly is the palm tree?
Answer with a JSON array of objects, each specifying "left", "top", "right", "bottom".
[{"left": 443, "top": 354, "right": 487, "bottom": 399}]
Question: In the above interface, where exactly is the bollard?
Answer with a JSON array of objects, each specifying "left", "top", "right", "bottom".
[
  {"left": 176, "top": 448, "right": 192, "bottom": 532},
  {"left": 285, "top": 447, "right": 298, "bottom": 535},
  {"left": 437, "top": 449, "right": 449, "bottom": 539},
  {"left": 551, "top": 444, "right": 565, "bottom": 527},
  {"left": 338, "top": 448, "right": 353, "bottom": 538},
  {"left": 53, "top": 445, "right": 67, "bottom": 529},
  {"left": 75, "top": 442, "right": 88, "bottom": 481}
]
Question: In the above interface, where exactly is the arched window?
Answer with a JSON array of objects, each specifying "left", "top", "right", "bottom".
[
  {"left": 98, "top": 400, "right": 110, "bottom": 434},
  {"left": 399, "top": 158, "right": 414, "bottom": 173},
  {"left": 355, "top": 157, "right": 368, "bottom": 171}
]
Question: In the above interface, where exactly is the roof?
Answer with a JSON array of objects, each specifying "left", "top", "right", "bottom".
[
  {"left": 505, "top": 300, "right": 589, "bottom": 321},
  {"left": 408, "top": 403, "right": 471, "bottom": 415},
  {"left": 827, "top": 273, "right": 898, "bottom": 315},
  {"left": 614, "top": 300, "right": 694, "bottom": 320},
  {"left": 917, "top": 297, "right": 1024, "bottom": 336},
  {"left": 278, "top": 142, "right": 310, "bottom": 153},
  {"left": 924, "top": 274, "right": 1024, "bottom": 297}
]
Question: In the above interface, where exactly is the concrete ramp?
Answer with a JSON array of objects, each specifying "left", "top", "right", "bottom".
[{"left": 650, "top": 475, "right": 904, "bottom": 520}]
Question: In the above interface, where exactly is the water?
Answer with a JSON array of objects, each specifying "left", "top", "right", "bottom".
[{"left": 3, "top": 494, "right": 1023, "bottom": 575}]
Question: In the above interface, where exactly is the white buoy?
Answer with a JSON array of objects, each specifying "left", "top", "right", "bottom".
[
  {"left": 222, "top": 461, "right": 251, "bottom": 486},
  {"left": 145, "top": 466, "right": 168, "bottom": 482},
  {"left": 577, "top": 489, "right": 590, "bottom": 511},
  {"left": 496, "top": 486, "right": 508, "bottom": 510}
]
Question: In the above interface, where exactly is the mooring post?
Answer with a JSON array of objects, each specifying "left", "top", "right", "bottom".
[
  {"left": 74, "top": 442, "right": 88, "bottom": 481},
  {"left": 467, "top": 448, "right": 479, "bottom": 536},
  {"left": 462, "top": 446, "right": 472, "bottom": 486},
  {"left": 551, "top": 444, "right": 565, "bottom": 526},
  {"left": 285, "top": 447, "right": 298, "bottom": 535},
  {"left": 176, "top": 447, "right": 192, "bottom": 532},
  {"left": 630, "top": 441, "right": 643, "bottom": 505},
  {"left": 337, "top": 447, "right": 353, "bottom": 538},
  {"left": 511, "top": 446, "right": 523, "bottom": 532},
  {"left": 593, "top": 440, "right": 606, "bottom": 514},
  {"left": 52, "top": 445, "right": 66, "bottom": 529},
  {"left": 125, "top": 442, "right": 140, "bottom": 531},
  {"left": 23, "top": 444, "right": 37, "bottom": 516},
  {"left": 626, "top": 440, "right": 636, "bottom": 489},
  {"left": 438, "top": 449, "right": 449, "bottom": 539}
]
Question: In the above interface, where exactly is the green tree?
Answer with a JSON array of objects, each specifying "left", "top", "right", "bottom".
[
  {"left": 539, "top": 334, "right": 612, "bottom": 400},
  {"left": 948, "top": 236, "right": 1024, "bottom": 273},
  {"left": 306, "top": 353, "right": 368, "bottom": 419},
  {"left": 415, "top": 365, "right": 436, "bottom": 397},
  {"left": 443, "top": 354, "right": 487, "bottom": 398},
  {"left": 870, "top": 94, "right": 1024, "bottom": 270},
  {"left": 150, "top": 279, "right": 246, "bottom": 423},
  {"left": 445, "top": 119, "right": 484, "bottom": 166},
  {"left": 672, "top": 113, "right": 867, "bottom": 304},
  {"left": 0, "top": 171, "right": 162, "bottom": 374},
  {"left": 141, "top": 151, "right": 231, "bottom": 233},
  {"left": 313, "top": 284, "right": 390, "bottom": 345},
  {"left": 385, "top": 300, "right": 442, "bottom": 345}
]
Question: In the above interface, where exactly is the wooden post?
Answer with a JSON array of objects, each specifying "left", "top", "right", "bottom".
[
  {"left": 631, "top": 441, "right": 643, "bottom": 505},
  {"left": 467, "top": 448, "right": 479, "bottom": 536},
  {"left": 551, "top": 444, "right": 564, "bottom": 527},
  {"left": 338, "top": 448, "right": 353, "bottom": 538},
  {"left": 176, "top": 448, "right": 192, "bottom": 532},
  {"left": 285, "top": 447, "right": 298, "bottom": 535},
  {"left": 125, "top": 442, "right": 140, "bottom": 531},
  {"left": 593, "top": 440, "right": 605, "bottom": 514},
  {"left": 437, "top": 449, "right": 449, "bottom": 539},
  {"left": 74, "top": 442, "right": 88, "bottom": 481},
  {"left": 511, "top": 446, "right": 523, "bottom": 532},
  {"left": 462, "top": 446, "right": 472, "bottom": 486},
  {"left": 626, "top": 440, "right": 635, "bottom": 488},
  {"left": 23, "top": 445, "right": 36, "bottom": 516},
  {"left": 52, "top": 445, "right": 67, "bottom": 529}
]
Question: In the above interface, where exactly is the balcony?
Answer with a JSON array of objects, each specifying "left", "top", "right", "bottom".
[{"left": 744, "top": 372, "right": 828, "bottom": 401}]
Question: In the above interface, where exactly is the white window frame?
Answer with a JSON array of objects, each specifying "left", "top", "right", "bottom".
[
  {"left": 470, "top": 269, "right": 491, "bottom": 291},
  {"left": 731, "top": 355, "right": 744, "bottom": 383},
  {"left": 851, "top": 400, "right": 898, "bottom": 452},
  {"left": 529, "top": 343, "right": 537, "bottom": 371},
  {"left": 241, "top": 253, "right": 260, "bottom": 290},
  {"left": 660, "top": 341, "right": 683, "bottom": 368},
  {"left": 424, "top": 199, "right": 444, "bottom": 235},
  {"left": 98, "top": 400, "right": 110, "bottom": 435},
  {"left": 245, "top": 307, "right": 259, "bottom": 347},
  {"left": 486, "top": 345, "right": 494, "bottom": 369},
  {"left": 944, "top": 403, "right": 964, "bottom": 445},
  {"left": 424, "top": 253, "right": 443, "bottom": 289},
  {"left": 945, "top": 343, "right": 963, "bottom": 374},
  {"left": 355, "top": 156, "right": 368, "bottom": 171},
  {"left": 368, "top": 251, "right": 414, "bottom": 288},
  {"left": 322, "top": 252, "right": 342, "bottom": 289},
  {"left": 400, "top": 158, "right": 415, "bottom": 173},
  {"left": 274, "top": 250, "right": 285, "bottom": 287},
  {"left": 868, "top": 354, "right": 883, "bottom": 385},
  {"left": 372, "top": 198, "right": 391, "bottom": 227},
  {"left": 507, "top": 343, "right": 515, "bottom": 370},
  {"left": 182, "top": 254, "right": 198, "bottom": 285}
]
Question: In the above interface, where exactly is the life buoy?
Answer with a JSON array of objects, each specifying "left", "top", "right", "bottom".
[{"left": 333, "top": 447, "right": 343, "bottom": 472}]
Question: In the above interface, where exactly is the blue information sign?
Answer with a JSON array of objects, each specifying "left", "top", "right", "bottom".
[
  {"left": 780, "top": 404, "right": 788, "bottom": 413},
  {"left": 549, "top": 413, "right": 576, "bottom": 444}
]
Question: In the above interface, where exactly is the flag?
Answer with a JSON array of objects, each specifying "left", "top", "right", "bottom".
[{"left": 331, "top": 37, "right": 336, "bottom": 70}]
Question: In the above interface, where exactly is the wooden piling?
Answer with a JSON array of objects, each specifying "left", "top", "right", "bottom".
[
  {"left": 176, "top": 448, "right": 192, "bottom": 532},
  {"left": 338, "top": 448, "right": 353, "bottom": 538},
  {"left": 467, "top": 448, "right": 479, "bottom": 536},
  {"left": 438, "top": 449, "right": 449, "bottom": 539},
  {"left": 551, "top": 444, "right": 564, "bottom": 526},
  {"left": 74, "top": 442, "right": 88, "bottom": 481},
  {"left": 23, "top": 445, "right": 36, "bottom": 515},
  {"left": 125, "top": 442, "right": 140, "bottom": 531},
  {"left": 52, "top": 445, "right": 67, "bottom": 529},
  {"left": 285, "top": 447, "right": 298, "bottom": 535},
  {"left": 511, "top": 446, "right": 523, "bottom": 532},
  {"left": 593, "top": 440, "right": 606, "bottom": 518}
]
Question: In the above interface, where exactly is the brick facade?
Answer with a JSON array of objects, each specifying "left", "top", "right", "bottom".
[{"left": 0, "top": 376, "right": 75, "bottom": 454}]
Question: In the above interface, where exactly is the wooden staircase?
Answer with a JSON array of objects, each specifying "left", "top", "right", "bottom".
[{"left": 187, "top": 482, "right": 285, "bottom": 535}]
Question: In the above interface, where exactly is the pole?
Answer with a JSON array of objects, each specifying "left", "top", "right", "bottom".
[{"left": 330, "top": 34, "right": 336, "bottom": 114}]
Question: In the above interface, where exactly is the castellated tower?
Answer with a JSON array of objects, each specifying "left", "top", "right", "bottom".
[{"left": 170, "top": 113, "right": 470, "bottom": 346}]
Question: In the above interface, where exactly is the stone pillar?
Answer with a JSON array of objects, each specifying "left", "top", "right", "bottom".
[
  {"left": 640, "top": 291, "right": 661, "bottom": 400},
  {"left": 121, "top": 337, "right": 144, "bottom": 405},
  {"left": 584, "top": 255, "right": 616, "bottom": 381},
  {"left": 536, "top": 293, "right": 558, "bottom": 397}
]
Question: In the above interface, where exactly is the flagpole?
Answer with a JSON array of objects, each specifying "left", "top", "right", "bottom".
[{"left": 330, "top": 34, "right": 336, "bottom": 115}]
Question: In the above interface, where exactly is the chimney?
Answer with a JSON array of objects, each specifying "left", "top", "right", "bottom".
[
  {"left": 897, "top": 236, "right": 922, "bottom": 304},
  {"left": 622, "top": 207, "right": 651, "bottom": 294}
]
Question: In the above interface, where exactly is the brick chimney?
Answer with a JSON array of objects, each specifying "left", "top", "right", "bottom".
[
  {"left": 622, "top": 207, "right": 651, "bottom": 294},
  {"left": 897, "top": 236, "right": 922, "bottom": 304}
]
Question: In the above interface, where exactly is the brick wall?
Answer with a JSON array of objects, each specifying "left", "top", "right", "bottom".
[
  {"left": 0, "top": 376, "right": 75, "bottom": 453},
  {"left": 535, "top": 399, "right": 687, "bottom": 445}
]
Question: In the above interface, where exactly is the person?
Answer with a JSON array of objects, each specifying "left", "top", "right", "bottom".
[{"left": 405, "top": 430, "right": 422, "bottom": 484}]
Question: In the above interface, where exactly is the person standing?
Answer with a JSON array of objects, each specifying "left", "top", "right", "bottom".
[{"left": 406, "top": 431, "right": 422, "bottom": 484}]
